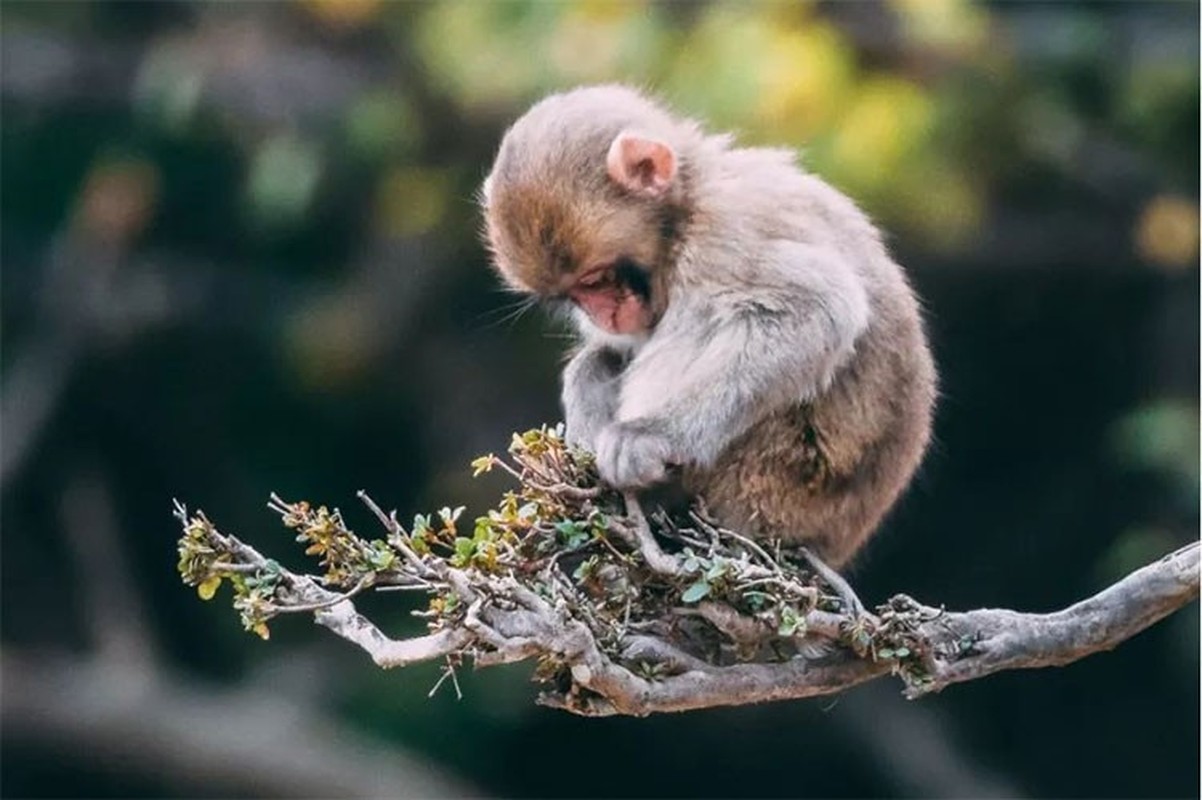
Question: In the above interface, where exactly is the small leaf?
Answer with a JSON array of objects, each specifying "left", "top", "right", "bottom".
[
  {"left": 439, "top": 505, "right": 466, "bottom": 525},
  {"left": 368, "top": 541, "right": 396, "bottom": 570},
  {"left": 555, "top": 520, "right": 590, "bottom": 548},
  {"left": 777, "top": 605, "right": 800, "bottom": 636},
  {"left": 680, "top": 580, "right": 712, "bottom": 603},
  {"left": 573, "top": 555, "right": 599, "bottom": 581},
  {"left": 744, "top": 591, "right": 771, "bottom": 611},
  {"left": 253, "top": 622, "right": 271, "bottom": 640},
  {"left": 470, "top": 454, "right": 496, "bottom": 477},
  {"left": 197, "top": 575, "right": 222, "bottom": 600}
]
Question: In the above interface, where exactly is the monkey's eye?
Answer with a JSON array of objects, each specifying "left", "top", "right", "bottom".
[
  {"left": 614, "top": 259, "right": 652, "bottom": 302},
  {"left": 577, "top": 266, "right": 616, "bottom": 290}
]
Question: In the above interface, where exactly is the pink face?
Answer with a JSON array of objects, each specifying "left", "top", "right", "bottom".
[{"left": 567, "top": 263, "right": 654, "bottom": 336}]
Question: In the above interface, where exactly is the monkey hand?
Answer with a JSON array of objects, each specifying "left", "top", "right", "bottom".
[{"left": 595, "top": 421, "right": 676, "bottom": 488}]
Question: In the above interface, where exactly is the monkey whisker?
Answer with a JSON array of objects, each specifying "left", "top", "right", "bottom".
[{"left": 473, "top": 296, "right": 540, "bottom": 331}]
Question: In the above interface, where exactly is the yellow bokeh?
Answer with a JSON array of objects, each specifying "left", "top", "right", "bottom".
[
  {"left": 551, "top": 5, "right": 632, "bottom": 83},
  {"left": 416, "top": 3, "right": 543, "bottom": 111},
  {"left": 889, "top": 0, "right": 989, "bottom": 53},
  {"left": 896, "top": 164, "right": 984, "bottom": 250},
  {"left": 1135, "top": 195, "right": 1200, "bottom": 271},
  {"left": 375, "top": 166, "right": 453, "bottom": 239},
  {"left": 301, "top": 0, "right": 382, "bottom": 31},
  {"left": 572, "top": 0, "right": 647, "bottom": 24},
  {"left": 830, "top": 76, "right": 934, "bottom": 187},
  {"left": 755, "top": 22, "right": 856, "bottom": 143},
  {"left": 667, "top": 6, "right": 855, "bottom": 144}
]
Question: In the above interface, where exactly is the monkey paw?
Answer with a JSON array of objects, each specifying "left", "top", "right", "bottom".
[{"left": 595, "top": 422, "right": 675, "bottom": 488}]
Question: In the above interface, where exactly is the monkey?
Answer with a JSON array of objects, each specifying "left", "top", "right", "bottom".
[{"left": 479, "top": 85, "right": 937, "bottom": 568}]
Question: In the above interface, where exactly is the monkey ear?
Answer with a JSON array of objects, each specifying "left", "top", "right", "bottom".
[{"left": 606, "top": 132, "right": 677, "bottom": 197}]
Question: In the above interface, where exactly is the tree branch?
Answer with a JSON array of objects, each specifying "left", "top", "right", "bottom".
[
  {"left": 0, "top": 651, "right": 474, "bottom": 798},
  {"left": 173, "top": 426, "right": 1201, "bottom": 717}
]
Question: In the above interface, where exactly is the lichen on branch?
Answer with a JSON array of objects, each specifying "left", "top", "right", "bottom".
[{"left": 175, "top": 425, "right": 1201, "bottom": 716}]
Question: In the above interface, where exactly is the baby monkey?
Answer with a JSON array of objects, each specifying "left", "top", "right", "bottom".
[{"left": 481, "top": 85, "right": 936, "bottom": 567}]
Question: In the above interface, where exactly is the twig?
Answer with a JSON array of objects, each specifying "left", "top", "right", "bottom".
[
  {"left": 528, "top": 481, "right": 603, "bottom": 500},
  {"left": 801, "top": 546, "right": 868, "bottom": 619},
  {"left": 615, "top": 492, "right": 683, "bottom": 577},
  {"left": 355, "top": 490, "right": 430, "bottom": 575},
  {"left": 189, "top": 499, "right": 1199, "bottom": 713},
  {"left": 173, "top": 434, "right": 1200, "bottom": 716},
  {"left": 268, "top": 575, "right": 373, "bottom": 614}
]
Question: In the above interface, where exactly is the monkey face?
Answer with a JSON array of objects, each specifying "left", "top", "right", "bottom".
[
  {"left": 482, "top": 176, "right": 670, "bottom": 337},
  {"left": 566, "top": 258, "right": 655, "bottom": 336},
  {"left": 480, "top": 88, "right": 685, "bottom": 338}
]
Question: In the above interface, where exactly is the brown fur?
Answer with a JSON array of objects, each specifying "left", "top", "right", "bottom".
[{"left": 482, "top": 86, "right": 937, "bottom": 567}]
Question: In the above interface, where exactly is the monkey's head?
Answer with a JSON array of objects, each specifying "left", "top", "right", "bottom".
[{"left": 480, "top": 86, "right": 698, "bottom": 339}]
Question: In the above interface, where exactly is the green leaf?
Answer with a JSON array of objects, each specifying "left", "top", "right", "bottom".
[
  {"left": 705, "top": 559, "right": 729, "bottom": 581},
  {"left": 368, "top": 541, "right": 396, "bottom": 570},
  {"left": 680, "top": 580, "right": 712, "bottom": 603},
  {"left": 473, "top": 516, "right": 496, "bottom": 541},
  {"left": 554, "top": 520, "right": 589, "bottom": 549},
  {"left": 573, "top": 555, "right": 600, "bottom": 581},
  {"left": 197, "top": 575, "right": 222, "bottom": 601},
  {"left": 743, "top": 591, "right": 771, "bottom": 611},
  {"left": 450, "top": 537, "right": 476, "bottom": 566},
  {"left": 439, "top": 506, "right": 466, "bottom": 526},
  {"left": 777, "top": 605, "right": 801, "bottom": 637}
]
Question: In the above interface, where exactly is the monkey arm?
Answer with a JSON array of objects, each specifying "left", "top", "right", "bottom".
[
  {"left": 611, "top": 244, "right": 870, "bottom": 472},
  {"left": 561, "top": 343, "right": 629, "bottom": 450}
]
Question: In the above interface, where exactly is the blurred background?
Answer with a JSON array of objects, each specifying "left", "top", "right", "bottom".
[{"left": 2, "top": 1, "right": 1198, "bottom": 797}]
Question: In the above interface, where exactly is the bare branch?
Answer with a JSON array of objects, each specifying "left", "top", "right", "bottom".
[
  {"left": 314, "top": 602, "right": 473, "bottom": 669},
  {"left": 61, "top": 470, "right": 157, "bottom": 670},
  {"left": 904, "top": 541, "right": 1201, "bottom": 697},
  {"left": 615, "top": 491, "right": 683, "bottom": 577},
  {"left": 0, "top": 651, "right": 473, "bottom": 798}
]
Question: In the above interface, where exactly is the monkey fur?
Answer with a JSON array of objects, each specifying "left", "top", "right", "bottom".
[{"left": 480, "top": 85, "right": 936, "bottom": 568}]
